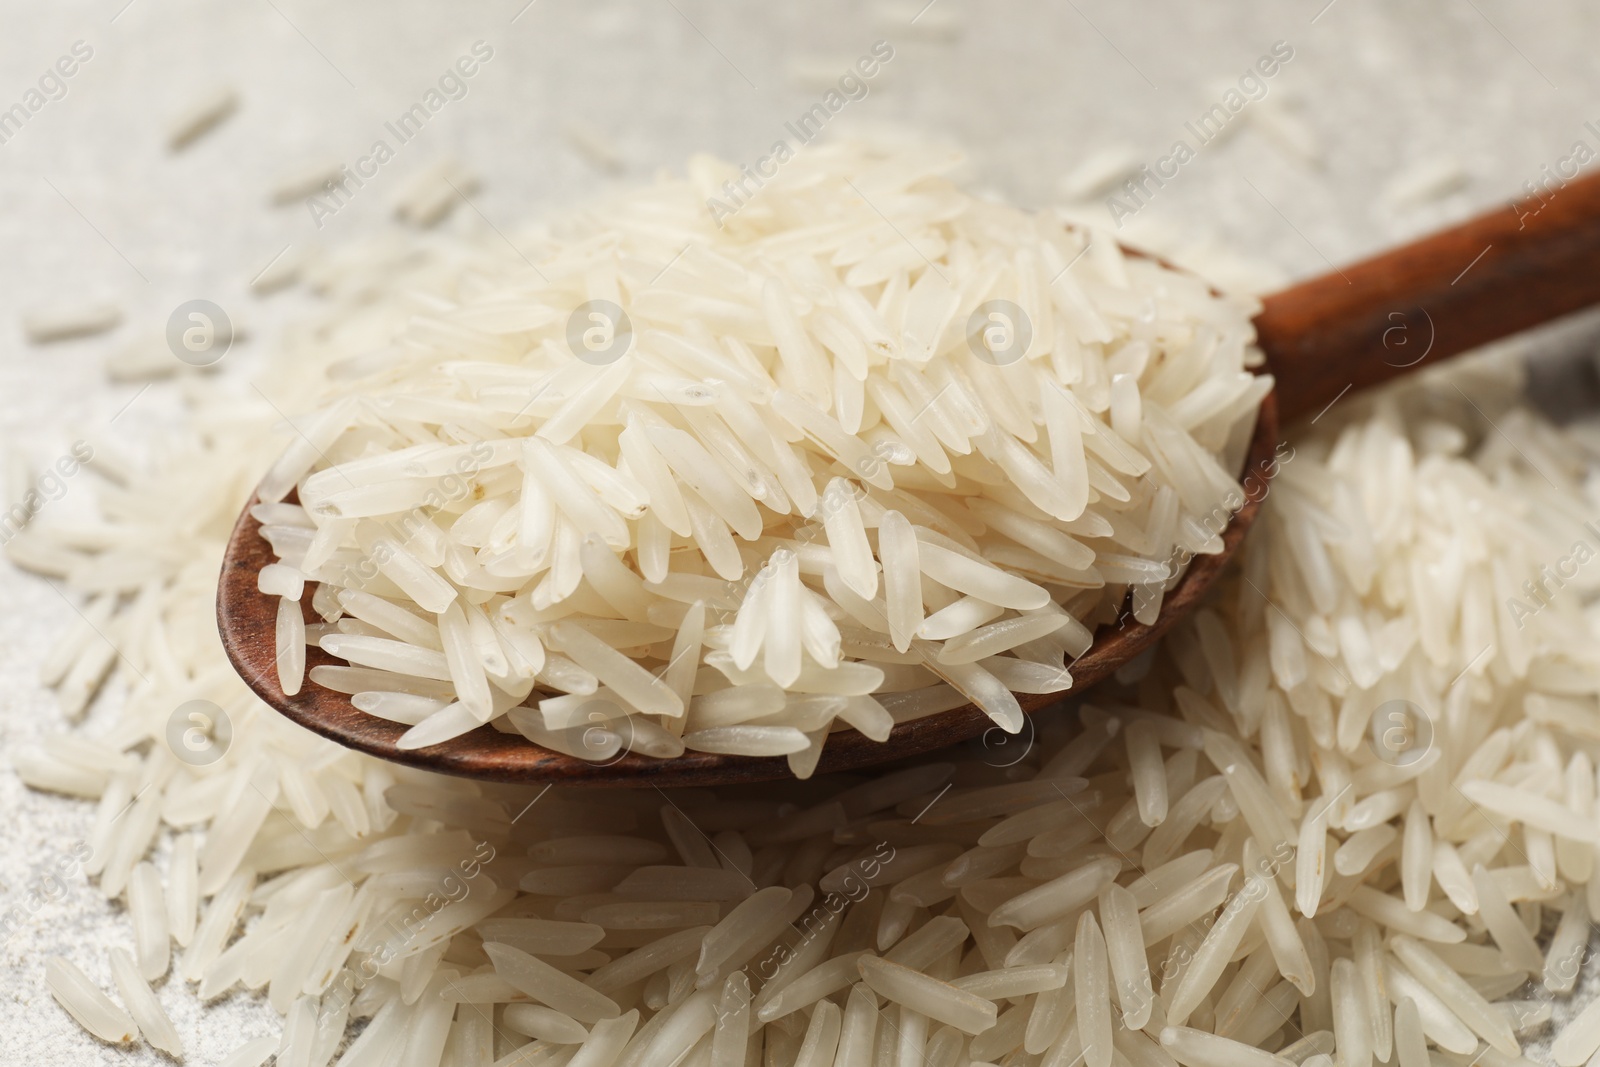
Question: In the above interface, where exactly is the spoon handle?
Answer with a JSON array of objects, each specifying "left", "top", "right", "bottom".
[{"left": 1255, "top": 170, "right": 1600, "bottom": 423}]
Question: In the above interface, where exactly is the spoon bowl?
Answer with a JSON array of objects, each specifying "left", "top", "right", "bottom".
[{"left": 218, "top": 170, "right": 1600, "bottom": 785}]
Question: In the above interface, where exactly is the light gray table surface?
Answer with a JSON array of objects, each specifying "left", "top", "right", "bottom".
[{"left": 2, "top": 0, "right": 1598, "bottom": 1062}]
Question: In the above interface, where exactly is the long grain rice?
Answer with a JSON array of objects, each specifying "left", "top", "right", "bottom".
[
  {"left": 46, "top": 957, "right": 136, "bottom": 1044},
  {"left": 18, "top": 139, "right": 1600, "bottom": 1067}
]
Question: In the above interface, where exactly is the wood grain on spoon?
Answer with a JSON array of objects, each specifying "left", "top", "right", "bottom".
[
  {"left": 217, "top": 171, "right": 1600, "bottom": 785},
  {"left": 1259, "top": 170, "right": 1600, "bottom": 422}
]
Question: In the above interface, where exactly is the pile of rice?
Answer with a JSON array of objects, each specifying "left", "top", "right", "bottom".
[
  {"left": 13, "top": 144, "right": 1600, "bottom": 1067},
  {"left": 247, "top": 141, "right": 1269, "bottom": 765}
]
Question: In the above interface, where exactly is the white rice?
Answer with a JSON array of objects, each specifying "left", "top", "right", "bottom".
[
  {"left": 276, "top": 596, "right": 307, "bottom": 696},
  {"left": 835, "top": 982, "right": 880, "bottom": 1066},
  {"left": 127, "top": 861, "right": 170, "bottom": 981},
  {"left": 23, "top": 301, "right": 122, "bottom": 344},
  {"left": 45, "top": 956, "right": 136, "bottom": 1045},
  {"left": 108, "top": 947, "right": 182, "bottom": 1056},
  {"left": 1074, "top": 910, "right": 1113, "bottom": 1067},
  {"left": 1247, "top": 100, "right": 1321, "bottom": 166},
  {"left": 218, "top": 1034, "right": 280, "bottom": 1067},
  {"left": 1470, "top": 864, "right": 1546, "bottom": 971},
  {"left": 1554, "top": 992, "right": 1600, "bottom": 1066},
  {"left": 503, "top": 1002, "right": 590, "bottom": 1043},
  {"left": 1392, "top": 998, "right": 1427, "bottom": 1067},
  {"left": 1056, "top": 144, "right": 1141, "bottom": 202},
  {"left": 563, "top": 119, "right": 625, "bottom": 173},
  {"left": 1382, "top": 157, "right": 1469, "bottom": 208},
  {"left": 167, "top": 85, "right": 238, "bottom": 150},
  {"left": 224, "top": 142, "right": 1268, "bottom": 763},
  {"left": 259, "top": 563, "right": 306, "bottom": 600},
  {"left": 393, "top": 159, "right": 476, "bottom": 228},
  {"left": 18, "top": 140, "right": 1600, "bottom": 1067},
  {"left": 1160, "top": 1024, "right": 1293, "bottom": 1067},
  {"left": 167, "top": 833, "right": 198, "bottom": 947},
  {"left": 269, "top": 160, "right": 347, "bottom": 205}
]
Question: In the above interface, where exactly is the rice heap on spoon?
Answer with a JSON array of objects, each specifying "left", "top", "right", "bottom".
[{"left": 253, "top": 142, "right": 1269, "bottom": 768}]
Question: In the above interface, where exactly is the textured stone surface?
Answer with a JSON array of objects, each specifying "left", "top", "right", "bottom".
[{"left": 1, "top": 0, "right": 1597, "bottom": 1062}]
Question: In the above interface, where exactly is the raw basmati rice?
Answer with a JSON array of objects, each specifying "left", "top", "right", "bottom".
[
  {"left": 228, "top": 142, "right": 1268, "bottom": 763},
  {"left": 45, "top": 956, "right": 136, "bottom": 1045},
  {"left": 166, "top": 85, "right": 238, "bottom": 150},
  {"left": 127, "top": 861, "right": 170, "bottom": 981},
  {"left": 23, "top": 301, "right": 122, "bottom": 344},
  {"left": 1074, "top": 910, "right": 1113, "bottom": 1067},
  {"left": 16, "top": 140, "right": 1600, "bottom": 1067},
  {"left": 108, "top": 947, "right": 182, "bottom": 1056}
]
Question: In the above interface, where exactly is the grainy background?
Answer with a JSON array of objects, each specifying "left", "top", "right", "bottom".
[{"left": 1, "top": 0, "right": 1597, "bottom": 1062}]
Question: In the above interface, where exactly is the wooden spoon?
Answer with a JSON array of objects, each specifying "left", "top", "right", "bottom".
[{"left": 218, "top": 172, "right": 1600, "bottom": 786}]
